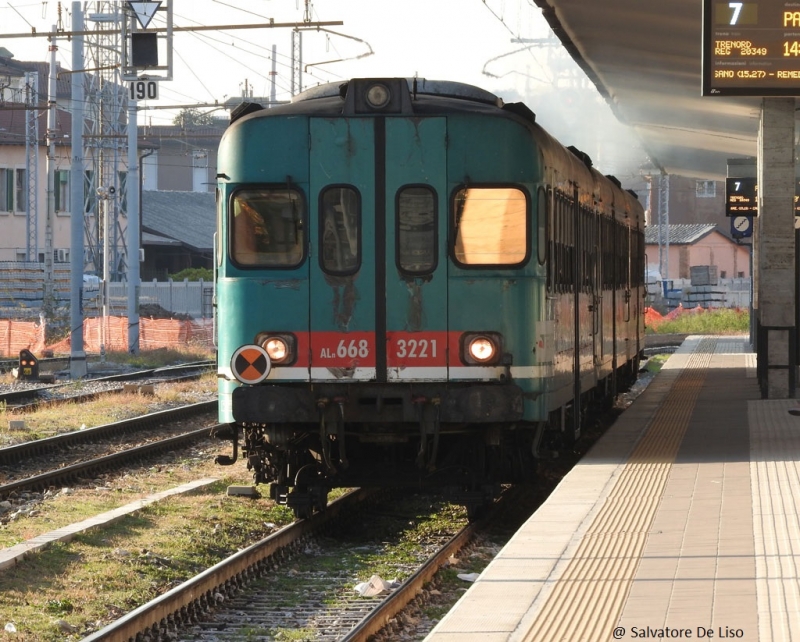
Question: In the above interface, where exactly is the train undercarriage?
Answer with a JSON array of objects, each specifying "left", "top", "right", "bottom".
[
  {"left": 213, "top": 360, "right": 640, "bottom": 519},
  {"left": 216, "top": 419, "right": 539, "bottom": 520}
]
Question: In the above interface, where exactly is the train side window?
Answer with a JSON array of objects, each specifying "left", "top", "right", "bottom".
[
  {"left": 216, "top": 188, "right": 222, "bottom": 268},
  {"left": 397, "top": 186, "right": 437, "bottom": 275},
  {"left": 453, "top": 186, "right": 529, "bottom": 266},
  {"left": 537, "top": 187, "right": 548, "bottom": 265},
  {"left": 320, "top": 186, "right": 361, "bottom": 275},
  {"left": 230, "top": 187, "right": 305, "bottom": 268}
]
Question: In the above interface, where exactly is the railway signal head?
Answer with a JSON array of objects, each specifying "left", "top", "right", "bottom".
[{"left": 17, "top": 349, "right": 39, "bottom": 381}]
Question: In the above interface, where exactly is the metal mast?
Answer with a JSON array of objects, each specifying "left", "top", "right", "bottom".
[
  {"left": 291, "top": 29, "right": 302, "bottom": 96},
  {"left": 84, "top": 2, "right": 128, "bottom": 281},
  {"left": 658, "top": 172, "right": 670, "bottom": 285},
  {"left": 24, "top": 71, "right": 39, "bottom": 262},
  {"left": 290, "top": 0, "right": 312, "bottom": 96}
]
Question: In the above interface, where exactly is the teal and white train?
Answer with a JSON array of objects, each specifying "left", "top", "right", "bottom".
[{"left": 214, "top": 78, "right": 645, "bottom": 518}]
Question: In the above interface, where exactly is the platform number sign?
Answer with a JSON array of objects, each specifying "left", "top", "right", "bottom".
[
  {"left": 128, "top": 79, "right": 159, "bottom": 101},
  {"left": 725, "top": 177, "right": 757, "bottom": 217}
]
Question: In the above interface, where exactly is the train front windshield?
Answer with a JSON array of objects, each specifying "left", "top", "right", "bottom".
[{"left": 231, "top": 188, "right": 305, "bottom": 267}]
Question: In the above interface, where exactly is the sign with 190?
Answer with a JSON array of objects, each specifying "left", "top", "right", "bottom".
[{"left": 128, "top": 79, "right": 159, "bottom": 101}]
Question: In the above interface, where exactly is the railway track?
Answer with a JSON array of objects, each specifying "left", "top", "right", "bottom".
[
  {"left": 0, "top": 401, "right": 217, "bottom": 499},
  {"left": 0, "top": 355, "right": 70, "bottom": 374},
  {"left": 80, "top": 488, "right": 488, "bottom": 642},
  {"left": 0, "top": 342, "right": 676, "bottom": 639},
  {"left": 0, "top": 361, "right": 214, "bottom": 410}
]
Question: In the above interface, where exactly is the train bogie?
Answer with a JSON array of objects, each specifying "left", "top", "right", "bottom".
[{"left": 214, "top": 78, "right": 645, "bottom": 518}]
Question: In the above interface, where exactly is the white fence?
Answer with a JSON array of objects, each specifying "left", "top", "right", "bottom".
[
  {"left": 93, "top": 280, "right": 214, "bottom": 319},
  {"left": 647, "top": 277, "right": 751, "bottom": 310},
  {"left": 0, "top": 263, "right": 213, "bottom": 319}
]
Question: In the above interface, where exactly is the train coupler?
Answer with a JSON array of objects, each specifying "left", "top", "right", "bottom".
[
  {"left": 334, "top": 397, "right": 349, "bottom": 469},
  {"left": 415, "top": 398, "right": 441, "bottom": 471},
  {"left": 211, "top": 423, "right": 239, "bottom": 466}
]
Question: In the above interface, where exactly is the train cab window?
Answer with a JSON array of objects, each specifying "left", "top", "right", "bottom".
[
  {"left": 320, "top": 186, "right": 360, "bottom": 275},
  {"left": 230, "top": 187, "right": 305, "bottom": 267},
  {"left": 453, "top": 187, "right": 528, "bottom": 266},
  {"left": 397, "top": 186, "right": 436, "bottom": 274}
]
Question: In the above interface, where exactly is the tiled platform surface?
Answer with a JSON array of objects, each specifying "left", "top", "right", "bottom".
[{"left": 426, "top": 336, "right": 800, "bottom": 641}]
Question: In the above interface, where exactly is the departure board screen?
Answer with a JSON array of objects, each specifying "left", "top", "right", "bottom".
[
  {"left": 725, "top": 177, "right": 758, "bottom": 216},
  {"left": 703, "top": 0, "right": 800, "bottom": 95}
]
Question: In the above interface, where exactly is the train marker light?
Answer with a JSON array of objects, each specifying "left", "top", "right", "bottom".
[{"left": 230, "top": 345, "right": 271, "bottom": 384}]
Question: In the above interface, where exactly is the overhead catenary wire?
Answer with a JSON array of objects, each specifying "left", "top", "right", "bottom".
[{"left": 4, "top": 2, "right": 355, "bottom": 115}]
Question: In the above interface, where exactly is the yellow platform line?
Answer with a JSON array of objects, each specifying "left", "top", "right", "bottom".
[{"left": 521, "top": 338, "right": 716, "bottom": 642}]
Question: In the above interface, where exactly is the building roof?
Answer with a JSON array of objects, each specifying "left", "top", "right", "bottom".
[
  {"left": 141, "top": 190, "right": 214, "bottom": 252},
  {"left": 0, "top": 55, "right": 73, "bottom": 101},
  {"left": 142, "top": 231, "right": 181, "bottom": 247},
  {"left": 644, "top": 223, "right": 718, "bottom": 245},
  {"left": 0, "top": 106, "right": 73, "bottom": 146}
]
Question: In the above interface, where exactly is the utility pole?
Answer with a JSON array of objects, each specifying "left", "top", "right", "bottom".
[
  {"left": 270, "top": 44, "right": 277, "bottom": 106},
  {"left": 44, "top": 27, "right": 57, "bottom": 314},
  {"left": 291, "top": 0, "right": 312, "bottom": 96},
  {"left": 24, "top": 71, "right": 39, "bottom": 262},
  {"left": 70, "top": 1, "right": 87, "bottom": 378},
  {"left": 291, "top": 29, "right": 302, "bottom": 96},
  {"left": 658, "top": 173, "right": 670, "bottom": 291}
]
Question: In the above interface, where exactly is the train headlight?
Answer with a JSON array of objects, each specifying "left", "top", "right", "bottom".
[
  {"left": 366, "top": 83, "right": 391, "bottom": 109},
  {"left": 254, "top": 332, "right": 296, "bottom": 366},
  {"left": 262, "top": 337, "right": 289, "bottom": 363},
  {"left": 469, "top": 337, "right": 496, "bottom": 362},
  {"left": 461, "top": 332, "right": 503, "bottom": 365}
]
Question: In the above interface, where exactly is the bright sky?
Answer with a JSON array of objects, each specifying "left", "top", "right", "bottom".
[{"left": 0, "top": 0, "right": 648, "bottom": 181}]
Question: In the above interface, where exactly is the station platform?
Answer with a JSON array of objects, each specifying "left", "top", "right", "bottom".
[{"left": 425, "top": 336, "right": 800, "bottom": 642}]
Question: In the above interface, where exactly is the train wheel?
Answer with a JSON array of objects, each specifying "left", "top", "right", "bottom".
[
  {"left": 286, "top": 484, "right": 329, "bottom": 520},
  {"left": 465, "top": 500, "right": 490, "bottom": 522},
  {"left": 288, "top": 486, "right": 314, "bottom": 520}
]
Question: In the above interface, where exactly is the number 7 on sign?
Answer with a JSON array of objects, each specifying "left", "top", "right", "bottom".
[{"left": 729, "top": 2, "right": 743, "bottom": 25}]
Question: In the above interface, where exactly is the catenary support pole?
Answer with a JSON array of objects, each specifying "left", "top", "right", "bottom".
[
  {"left": 127, "top": 91, "right": 140, "bottom": 354},
  {"left": 70, "top": 2, "right": 87, "bottom": 378}
]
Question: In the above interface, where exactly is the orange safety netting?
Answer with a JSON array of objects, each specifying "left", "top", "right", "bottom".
[
  {"left": 0, "top": 319, "right": 46, "bottom": 356},
  {"left": 645, "top": 304, "right": 723, "bottom": 330},
  {"left": 2, "top": 317, "right": 214, "bottom": 357}
]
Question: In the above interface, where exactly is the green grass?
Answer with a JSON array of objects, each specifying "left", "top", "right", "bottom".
[
  {"left": 646, "top": 308, "right": 749, "bottom": 335},
  {"left": 101, "top": 347, "right": 214, "bottom": 368},
  {"left": 644, "top": 354, "right": 671, "bottom": 374}
]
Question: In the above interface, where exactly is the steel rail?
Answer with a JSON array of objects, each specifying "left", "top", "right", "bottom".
[
  {"left": 0, "top": 425, "right": 214, "bottom": 498},
  {"left": 81, "top": 489, "right": 374, "bottom": 642},
  {"left": 0, "top": 400, "right": 216, "bottom": 467},
  {"left": 342, "top": 521, "right": 479, "bottom": 642}
]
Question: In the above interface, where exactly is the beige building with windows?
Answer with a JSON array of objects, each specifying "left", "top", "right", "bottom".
[
  {"left": 645, "top": 223, "right": 751, "bottom": 281},
  {"left": 0, "top": 51, "right": 76, "bottom": 264}
]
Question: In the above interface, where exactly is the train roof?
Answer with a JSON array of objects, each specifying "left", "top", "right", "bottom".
[
  {"left": 229, "top": 78, "right": 509, "bottom": 123},
  {"left": 294, "top": 78, "right": 503, "bottom": 107},
  {"left": 225, "top": 78, "right": 642, "bottom": 215}
]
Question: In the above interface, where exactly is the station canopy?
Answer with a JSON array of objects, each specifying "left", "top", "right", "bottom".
[{"left": 535, "top": 0, "right": 764, "bottom": 180}]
